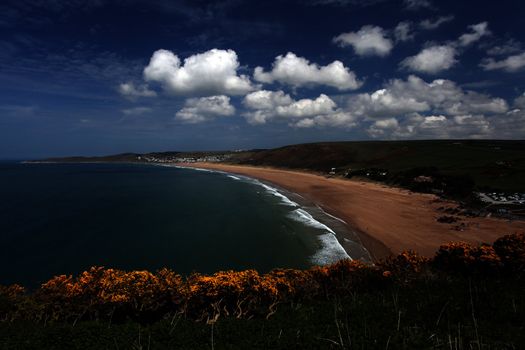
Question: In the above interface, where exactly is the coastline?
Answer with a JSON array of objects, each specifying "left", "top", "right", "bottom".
[
  {"left": 178, "top": 162, "right": 525, "bottom": 261},
  {"left": 171, "top": 163, "right": 372, "bottom": 264}
]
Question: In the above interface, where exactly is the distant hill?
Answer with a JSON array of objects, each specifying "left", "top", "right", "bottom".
[
  {"left": 40, "top": 151, "right": 234, "bottom": 163},
  {"left": 42, "top": 153, "right": 142, "bottom": 163},
  {"left": 38, "top": 140, "right": 525, "bottom": 192},
  {"left": 231, "top": 140, "right": 525, "bottom": 192}
]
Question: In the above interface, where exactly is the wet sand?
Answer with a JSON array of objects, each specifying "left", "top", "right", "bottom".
[{"left": 180, "top": 163, "right": 525, "bottom": 261}]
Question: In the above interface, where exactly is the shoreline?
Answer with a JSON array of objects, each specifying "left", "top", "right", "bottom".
[
  {"left": 179, "top": 162, "right": 525, "bottom": 261},
  {"left": 172, "top": 163, "right": 373, "bottom": 263}
]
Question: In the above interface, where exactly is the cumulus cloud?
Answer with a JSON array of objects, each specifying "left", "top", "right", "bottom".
[
  {"left": 242, "top": 90, "right": 355, "bottom": 128},
  {"left": 294, "top": 111, "right": 358, "bottom": 128},
  {"left": 367, "top": 113, "right": 494, "bottom": 139},
  {"left": 242, "top": 90, "right": 337, "bottom": 124},
  {"left": 243, "top": 90, "right": 293, "bottom": 110},
  {"left": 333, "top": 25, "right": 393, "bottom": 56},
  {"left": 253, "top": 52, "right": 361, "bottom": 90},
  {"left": 367, "top": 118, "right": 400, "bottom": 137},
  {"left": 346, "top": 75, "right": 508, "bottom": 119},
  {"left": 175, "top": 95, "right": 235, "bottom": 123},
  {"left": 241, "top": 76, "right": 514, "bottom": 138},
  {"left": 400, "top": 45, "right": 457, "bottom": 73},
  {"left": 394, "top": 22, "right": 414, "bottom": 42},
  {"left": 481, "top": 52, "right": 525, "bottom": 72},
  {"left": 400, "top": 22, "right": 490, "bottom": 75},
  {"left": 144, "top": 49, "right": 254, "bottom": 96},
  {"left": 494, "top": 109, "right": 525, "bottom": 137},
  {"left": 457, "top": 22, "right": 490, "bottom": 47},
  {"left": 419, "top": 15, "right": 454, "bottom": 30},
  {"left": 333, "top": 75, "right": 507, "bottom": 138},
  {"left": 275, "top": 94, "right": 336, "bottom": 117},
  {"left": 118, "top": 82, "right": 157, "bottom": 98},
  {"left": 514, "top": 93, "right": 525, "bottom": 109}
]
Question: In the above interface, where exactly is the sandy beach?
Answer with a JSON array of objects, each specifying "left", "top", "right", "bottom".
[{"left": 180, "top": 162, "right": 525, "bottom": 261}]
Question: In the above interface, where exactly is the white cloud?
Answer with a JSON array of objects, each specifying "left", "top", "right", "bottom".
[
  {"left": 253, "top": 52, "right": 361, "bottom": 90},
  {"left": 337, "top": 75, "right": 507, "bottom": 139},
  {"left": 367, "top": 118, "right": 400, "bottom": 137},
  {"left": 514, "top": 93, "right": 525, "bottom": 109},
  {"left": 351, "top": 88, "right": 430, "bottom": 117},
  {"left": 242, "top": 90, "right": 355, "bottom": 128},
  {"left": 367, "top": 113, "right": 493, "bottom": 139},
  {"left": 481, "top": 52, "right": 525, "bottom": 72},
  {"left": 400, "top": 45, "right": 457, "bottom": 74},
  {"left": 143, "top": 49, "right": 254, "bottom": 96},
  {"left": 240, "top": 77, "right": 514, "bottom": 138},
  {"left": 275, "top": 94, "right": 336, "bottom": 117},
  {"left": 493, "top": 109, "right": 525, "bottom": 138},
  {"left": 419, "top": 15, "right": 454, "bottom": 30},
  {"left": 403, "top": 0, "right": 433, "bottom": 10},
  {"left": 333, "top": 25, "right": 393, "bottom": 57},
  {"left": 345, "top": 75, "right": 508, "bottom": 119},
  {"left": 294, "top": 111, "right": 358, "bottom": 128},
  {"left": 243, "top": 90, "right": 293, "bottom": 110},
  {"left": 457, "top": 22, "right": 490, "bottom": 47},
  {"left": 394, "top": 22, "right": 414, "bottom": 42},
  {"left": 175, "top": 95, "right": 235, "bottom": 123},
  {"left": 118, "top": 82, "right": 157, "bottom": 98},
  {"left": 400, "top": 22, "right": 489, "bottom": 75},
  {"left": 122, "top": 107, "right": 153, "bottom": 115},
  {"left": 486, "top": 39, "right": 522, "bottom": 56}
]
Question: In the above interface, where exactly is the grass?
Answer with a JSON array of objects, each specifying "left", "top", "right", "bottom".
[{"left": 1, "top": 276, "right": 523, "bottom": 349}]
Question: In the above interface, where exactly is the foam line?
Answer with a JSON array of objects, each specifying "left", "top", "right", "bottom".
[
  {"left": 316, "top": 205, "right": 348, "bottom": 224},
  {"left": 288, "top": 209, "right": 351, "bottom": 264},
  {"left": 174, "top": 165, "right": 352, "bottom": 264}
]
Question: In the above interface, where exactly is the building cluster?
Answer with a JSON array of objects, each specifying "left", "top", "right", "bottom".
[
  {"left": 137, "top": 154, "right": 232, "bottom": 164},
  {"left": 478, "top": 192, "right": 525, "bottom": 205}
]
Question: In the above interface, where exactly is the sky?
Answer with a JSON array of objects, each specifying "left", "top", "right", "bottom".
[{"left": 1, "top": 0, "right": 524, "bottom": 158}]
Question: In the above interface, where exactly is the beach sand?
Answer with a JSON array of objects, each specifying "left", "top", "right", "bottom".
[{"left": 180, "top": 162, "right": 525, "bottom": 261}]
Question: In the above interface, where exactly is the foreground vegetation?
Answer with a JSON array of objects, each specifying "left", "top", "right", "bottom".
[{"left": 1, "top": 233, "right": 524, "bottom": 349}]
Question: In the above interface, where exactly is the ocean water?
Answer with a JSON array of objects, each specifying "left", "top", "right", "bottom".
[{"left": 0, "top": 161, "right": 356, "bottom": 287}]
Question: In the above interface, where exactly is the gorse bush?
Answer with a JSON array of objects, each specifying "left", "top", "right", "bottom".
[
  {"left": 1, "top": 233, "right": 524, "bottom": 325},
  {"left": 493, "top": 232, "right": 525, "bottom": 271}
]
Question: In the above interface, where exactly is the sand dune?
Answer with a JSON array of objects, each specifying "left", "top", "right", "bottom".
[{"left": 180, "top": 163, "right": 525, "bottom": 261}]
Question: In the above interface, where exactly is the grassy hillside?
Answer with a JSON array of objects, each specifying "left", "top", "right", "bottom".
[
  {"left": 233, "top": 140, "right": 525, "bottom": 192},
  {"left": 39, "top": 140, "right": 525, "bottom": 192}
]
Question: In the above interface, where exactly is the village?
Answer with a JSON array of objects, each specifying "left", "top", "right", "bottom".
[
  {"left": 477, "top": 192, "right": 525, "bottom": 205},
  {"left": 137, "top": 153, "right": 233, "bottom": 164}
]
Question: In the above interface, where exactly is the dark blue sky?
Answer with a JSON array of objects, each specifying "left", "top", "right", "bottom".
[{"left": 1, "top": 0, "right": 524, "bottom": 158}]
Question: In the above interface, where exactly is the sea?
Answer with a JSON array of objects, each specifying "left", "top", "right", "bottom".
[{"left": 0, "top": 161, "right": 368, "bottom": 288}]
